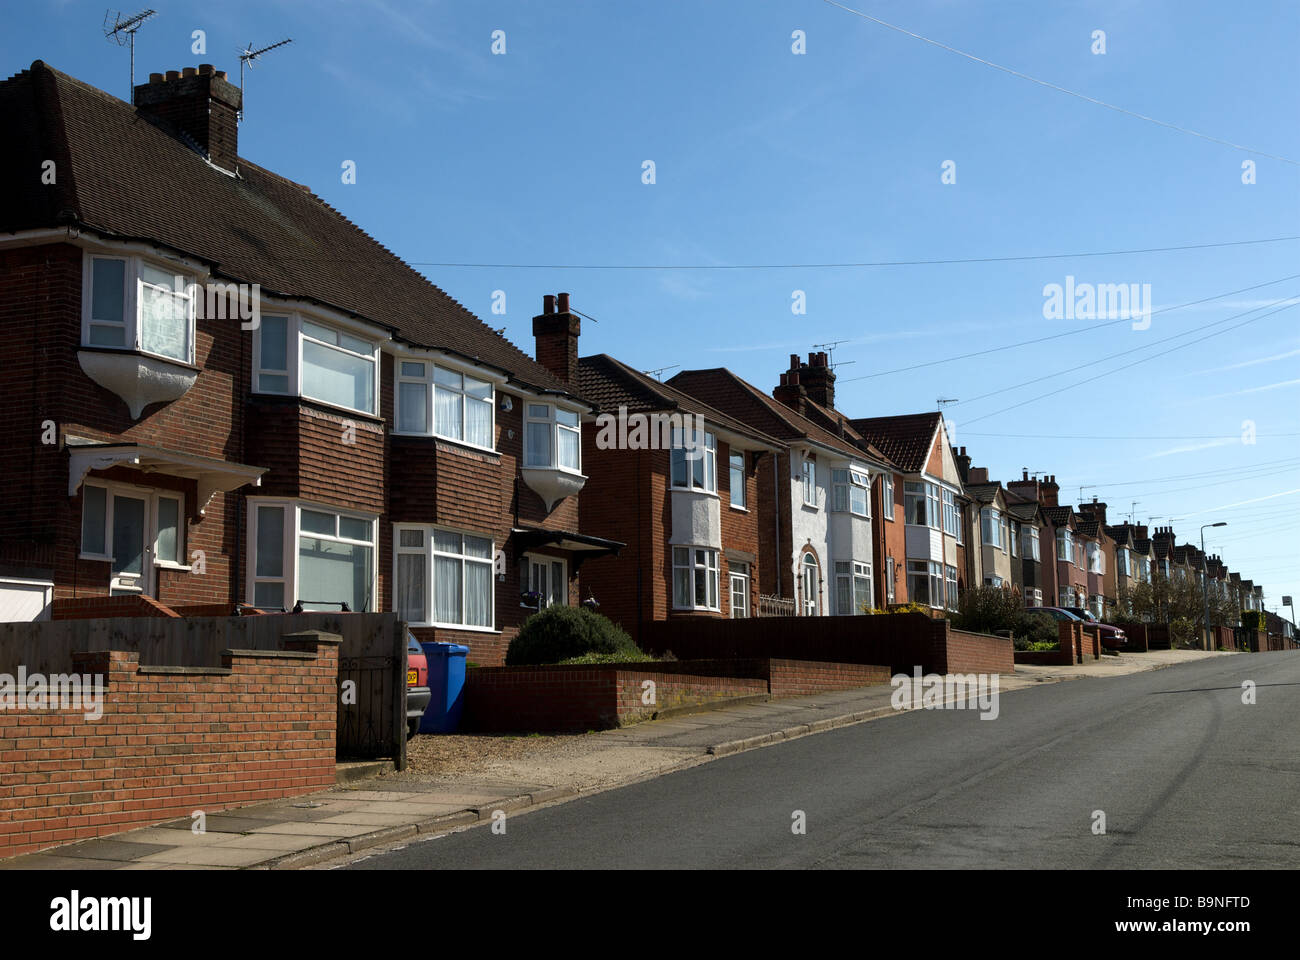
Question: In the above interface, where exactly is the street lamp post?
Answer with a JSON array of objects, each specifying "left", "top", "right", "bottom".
[{"left": 1201, "top": 522, "right": 1227, "bottom": 650}]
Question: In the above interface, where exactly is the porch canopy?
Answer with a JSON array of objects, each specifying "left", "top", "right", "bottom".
[
  {"left": 65, "top": 436, "right": 266, "bottom": 515},
  {"left": 510, "top": 526, "right": 624, "bottom": 570}
]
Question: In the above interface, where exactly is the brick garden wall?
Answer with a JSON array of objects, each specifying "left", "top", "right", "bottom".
[
  {"left": 640, "top": 613, "right": 1014, "bottom": 676},
  {"left": 0, "top": 632, "right": 338, "bottom": 860}
]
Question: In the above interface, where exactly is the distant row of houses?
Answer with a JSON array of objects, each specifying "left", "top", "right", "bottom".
[{"left": 1, "top": 60, "right": 1290, "bottom": 662}]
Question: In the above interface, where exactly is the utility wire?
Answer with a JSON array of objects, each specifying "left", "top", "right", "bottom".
[
  {"left": 409, "top": 235, "right": 1300, "bottom": 271},
  {"left": 819, "top": 0, "right": 1299, "bottom": 164},
  {"left": 962, "top": 431, "right": 1300, "bottom": 440},
  {"left": 839, "top": 273, "right": 1300, "bottom": 383},
  {"left": 960, "top": 299, "right": 1300, "bottom": 425},
  {"left": 952, "top": 297, "right": 1300, "bottom": 407}
]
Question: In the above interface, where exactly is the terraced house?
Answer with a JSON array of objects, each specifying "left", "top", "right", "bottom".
[
  {"left": 0, "top": 61, "right": 619, "bottom": 663},
  {"left": 851, "top": 412, "right": 968, "bottom": 613},
  {"left": 669, "top": 355, "right": 895, "bottom": 617}
]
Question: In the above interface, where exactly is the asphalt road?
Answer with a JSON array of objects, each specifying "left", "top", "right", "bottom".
[{"left": 346, "top": 653, "right": 1300, "bottom": 869}]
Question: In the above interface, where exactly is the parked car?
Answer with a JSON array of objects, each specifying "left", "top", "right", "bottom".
[
  {"left": 1031, "top": 606, "right": 1084, "bottom": 623},
  {"left": 406, "top": 634, "right": 431, "bottom": 739},
  {"left": 1060, "top": 607, "right": 1128, "bottom": 650}
]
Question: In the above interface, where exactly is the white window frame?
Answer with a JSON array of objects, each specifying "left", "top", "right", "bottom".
[
  {"left": 673, "top": 546, "right": 720, "bottom": 611},
  {"left": 885, "top": 556, "right": 896, "bottom": 604},
  {"left": 670, "top": 428, "right": 717, "bottom": 494},
  {"left": 82, "top": 253, "right": 197, "bottom": 365},
  {"left": 1011, "top": 521, "right": 1020, "bottom": 558},
  {"left": 834, "top": 560, "right": 872, "bottom": 615},
  {"left": 729, "top": 451, "right": 747, "bottom": 509},
  {"left": 391, "top": 523, "right": 496, "bottom": 630},
  {"left": 831, "top": 466, "right": 869, "bottom": 517},
  {"left": 800, "top": 552, "right": 820, "bottom": 616},
  {"left": 1056, "top": 527, "right": 1074, "bottom": 564},
  {"left": 524, "top": 553, "right": 569, "bottom": 610},
  {"left": 904, "top": 481, "right": 941, "bottom": 529},
  {"left": 883, "top": 475, "right": 895, "bottom": 520},
  {"left": 248, "top": 500, "right": 378, "bottom": 614},
  {"left": 79, "top": 479, "right": 187, "bottom": 588},
  {"left": 729, "top": 562, "right": 750, "bottom": 619},
  {"left": 942, "top": 488, "right": 958, "bottom": 536},
  {"left": 252, "top": 312, "right": 381, "bottom": 418},
  {"left": 945, "top": 564, "right": 959, "bottom": 611},
  {"left": 524, "top": 402, "right": 581, "bottom": 472},
  {"left": 801, "top": 457, "right": 817, "bottom": 508}
]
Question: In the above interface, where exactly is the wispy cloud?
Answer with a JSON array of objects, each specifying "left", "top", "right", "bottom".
[
  {"left": 1193, "top": 488, "right": 1300, "bottom": 515},
  {"left": 1143, "top": 437, "right": 1237, "bottom": 459},
  {"left": 1200, "top": 378, "right": 1300, "bottom": 401},
  {"left": 1191, "top": 347, "right": 1300, "bottom": 375}
]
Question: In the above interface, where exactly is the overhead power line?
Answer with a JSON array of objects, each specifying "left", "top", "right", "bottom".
[
  {"left": 838, "top": 273, "right": 1300, "bottom": 383},
  {"left": 819, "top": 0, "right": 1299, "bottom": 165},
  {"left": 962, "top": 431, "right": 1300, "bottom": 440},
  {"left": 407, "top": 235, "right": 1300, "bottom": 271},
  {"left": 960, "top": 298, "right": 1300, "bottom": 426}
]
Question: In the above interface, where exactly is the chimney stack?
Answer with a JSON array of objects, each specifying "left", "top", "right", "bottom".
[
  {"left": 798, "top": 351, "right": 837, "bottom": 409},
  {"left": 532, "top": 292, "right": 580, "bottom": 388},
  {"left": 773, "top": 367, "right": 808, "bottom": 416},
  {"left": 134, "top": 64, "right": 242, "bottom": 170}
]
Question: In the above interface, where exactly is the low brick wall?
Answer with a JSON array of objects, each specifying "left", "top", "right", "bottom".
[
  {"left": 464, "top": 665, "right": 766, "bottom": 733},
  {"left": 0, "top": 633, "right": 338, "bottom": 861},
  {"left": 640, "top": 614, "right": 1013, "bottom": 676},
  {"left": 463, "top": 657, "right": 894, "bottom": 733},
  {"left": 1014, "top": 647, "right": 1074, "bottom": 666}
]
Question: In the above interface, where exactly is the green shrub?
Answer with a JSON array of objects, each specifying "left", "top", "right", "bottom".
[
  {"left": 1014, "top": 611, "right": 1059, "bottom": 644},
  {"left": 1028, "top": 640, "right": 1059, "bottom": 652},
  {"left": 505, "top": 605, "right": 641, "bottom": 665},
  {"left": 1242, "top": 610, "right": 1265, "bottom": 632},
  {"left": 951, "top": 586, "right": 1024, "bottom": 635},
  {"left": 558, "top": 650, "right": 658, "bottom": 665},
  {"left": 867, "top": 602, "right": 932, "bottom": 615}
]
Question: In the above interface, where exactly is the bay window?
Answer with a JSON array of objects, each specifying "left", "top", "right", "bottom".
[
  {"left": 253, "top": 313, "right": 379, "bottom": 417},
  {"left": 670, "top": 428, "right": 717, "bottom": 493},
  {"left": 832, "top": 467, "right": 869, "bottom": 516},
  {"left": 525, "top": 404, "right": 580, "bottom": 470},
  {"left": 1056, "top": 528, "right": 1074, "bottom": 564},
  {"left": 907, "top": 559, "right": 944, "bottom": 608},
  {"left": 393, "top": 525, "right": 494, "bottom": 628},
  {"left": 396, "top": 361, "right": 494, "bottom": 449},
  {"left": 835, "top": 560, "right": 872, "bottom": 615},
  {"left": 83, "top": 253, "right": 195, "bottom": 364},
  {"left": 1011, "top": 521, "right": 1020, "bottom": 558},
  {"left": 250, "top": 502, "right": 377, "bottom": 614},
  {"left": 673, "top": 547, "right": 719, "bottom": 611},
  {"left": 904, "top": 481, "right": 941, "bottom": 528},
  {"left": 981, "top": 508, "right": 1004, "bottom": 549},
  {"left": 942, "top": 488, "right": 958, "bottom": 536},
  {"left": 1022, "top": 526, "right": 1041, "bottom": 561}
]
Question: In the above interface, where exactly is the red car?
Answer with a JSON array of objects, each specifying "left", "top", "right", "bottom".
[
  {"left": 1060, "top": 607, "right": 1128, "bottom": 650},
  {"left": 406, "top": 634, "right": 431, "bottom": 739}
]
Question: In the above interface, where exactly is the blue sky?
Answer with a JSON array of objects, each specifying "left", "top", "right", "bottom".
[{"left": 7, "top": 0, "right": 1299, "bottom": 618}]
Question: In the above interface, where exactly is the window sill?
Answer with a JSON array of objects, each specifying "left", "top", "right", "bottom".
[
  {"left": 393, "top": 431, "right": 500, "bottom": 457},
  {"left": 414, "top": 622, "right": 501, "bottom": 634},
  {"left": 728, "top": 504, "right": 748, "bottom": 513},
  {"left": 154, "top": 561, "right": 192, "bottom": 572},
  {"left": 78, "top": 553, "right": 112, "bottom": 563},
  {"left": 671, "top": 606, "right": 722, "bottom": 614}
]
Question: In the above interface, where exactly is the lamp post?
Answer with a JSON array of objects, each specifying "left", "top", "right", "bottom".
[{"left": 1200, "top": 522, "right": 1226, "bottom": 649}]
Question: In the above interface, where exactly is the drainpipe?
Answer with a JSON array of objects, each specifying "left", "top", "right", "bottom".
[{"left": 773, "top": 451, "right": 782, "bottom": 597}]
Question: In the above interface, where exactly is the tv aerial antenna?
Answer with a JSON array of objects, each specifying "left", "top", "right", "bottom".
[
  {"left": 812, "top": 339, "right": 855, "bottom": 371},
  {"left": 238, "top": 37, "right": 294, "bottom": 121},
  {"left": 643, "top": 364, "right": 680, "bottom": 382},
  {"left": 937, "top": 397, "right": 959, "bottom": 410},
  {"left": 103, "top": 8, "right": 156, "bottom": 104}
]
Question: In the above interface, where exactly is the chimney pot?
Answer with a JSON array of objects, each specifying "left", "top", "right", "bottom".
[
  {"left": 557, "top": 292, "right": 570, "bottom": 313},
  {"left": 1023, "top": 469, "right": 1029, "bottom": 481},
  {"left": 789, "top": 353, "right": 800, "bottom": 372},
  {"left": 165, "top": 70, "right": 180, "bottom": 81},
  {"left": 136, "top": 66, "right": 242, "bottom": 170},
  {"left": 543, "top": 294, "right": 555, "bottom": 315},
  {"left": 182, "top": 67, "right": 197, "bottom": 78},
  {"left": 198, "top": 64, "right": 214, "bottom": 75},
  {"left": 149, "top": 72, "right": 164, "bottom": 83},
  {"left": 215, "top": 70, "right": 227, "bottom": 80}
]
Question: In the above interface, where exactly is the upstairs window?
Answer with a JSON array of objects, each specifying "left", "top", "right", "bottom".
[
  {"left": 1021, "top": 525, "right": 1041, "bottom": 561},
  {"left": 729, "top": 452, "right": 746, "bottom": 509},
  {"left": 883, "top": 475, "right": 895, "bottom": 520},
  {"left": 801, "top": 458, "right": 817, "bottom": 507},
  {"left": 670, "top": 428, "right": 717, "bottom": 493},
  {"left": 942, "top": 488, "right": 958, "bottom": 536},
  {"left": 1056, "top": 528, "right": 1074, "bottom": 564},
  {"left": 396, "top": 361, "right": 494, "bottom": 450},
  {"left": 84, "top": 254, "right": 195, "bottom": 364},
  {"left": 904, "top": 481, "right": 940, "bottom": 528},
  {"left": 254, "top": 314, "right": 379, "bottom": 417},
  {"left": 832, "top": 467, "right": 869, "bottom": 516},
  {"left": 524, "top": 404, "right": 580, "bottom": 471}
]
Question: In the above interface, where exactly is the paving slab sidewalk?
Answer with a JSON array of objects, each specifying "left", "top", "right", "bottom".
[{"left": 1, "top": 649, "right": 1229, "bottom": 870}]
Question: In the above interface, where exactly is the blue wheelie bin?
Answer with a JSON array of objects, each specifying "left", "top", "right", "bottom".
[{"left": 418, "top": 642, "right": 470, "bottom": 733}]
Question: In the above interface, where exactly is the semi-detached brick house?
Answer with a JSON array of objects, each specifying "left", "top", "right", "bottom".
[
  {"left": 1003, "top": 484, "right": 1046, "bottom": 606},
  {"left": 1005, "top": 474, "right": 1093, "bottom": 610},
  {"left": 851, "top": 412, "right": 969, "bottom": 614},
  {"left": 0, "top": 60, "right": 620, "bottom": 664},
  {"left": 669, "top": 360, "right": 896, "bottom": 617},
  {"left": 567, "top": 349, "right": 782, "bottom": 639}
]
